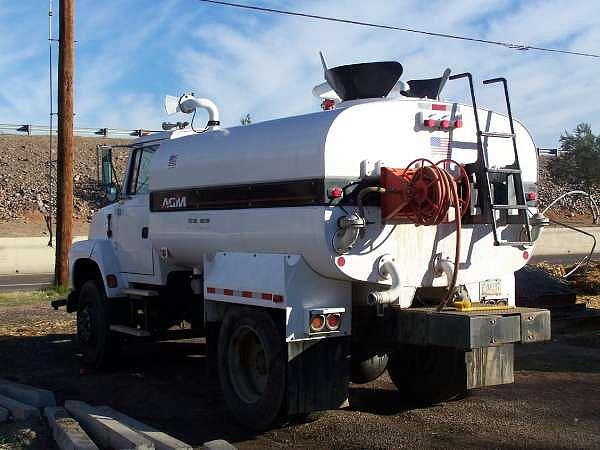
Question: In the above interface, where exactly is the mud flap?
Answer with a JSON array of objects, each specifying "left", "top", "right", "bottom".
[
  {"left": 466, "top": 344, "right": 514, "bottom": 389},
  {"left": 287, "top": 336, "right": 350, "bottom": 415}
]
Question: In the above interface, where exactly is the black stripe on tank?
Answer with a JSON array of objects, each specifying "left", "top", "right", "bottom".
[{"left": 150, "top": 178, "right": 335, "bottom": 212}]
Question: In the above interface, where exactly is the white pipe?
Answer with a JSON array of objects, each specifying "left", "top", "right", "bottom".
[
  {"left": 435, "top": 257, "right": 455, "bottom": 288},
  {"left": 179, "top": 95, "right": 220, "bottom": 126},
  {"left": 368, "top": 256, "right": 402, "bottom": 305}
]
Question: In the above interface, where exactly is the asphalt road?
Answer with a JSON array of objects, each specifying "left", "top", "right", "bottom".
[{"left": 0, "top": 273, "right": 54, "bottom": 292}]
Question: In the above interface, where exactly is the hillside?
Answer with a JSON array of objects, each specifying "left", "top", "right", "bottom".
[{"left": 0, "top": 134, "right": 129, "bottom": 235}]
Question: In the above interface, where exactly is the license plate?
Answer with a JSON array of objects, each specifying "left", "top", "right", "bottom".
[{"left": 480, "top": 279, "right": 502, "bottom": 297}]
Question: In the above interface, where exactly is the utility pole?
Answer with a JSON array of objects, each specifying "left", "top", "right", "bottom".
[{"left": 54, "top": 0, "right": 74, "bottom": 287}]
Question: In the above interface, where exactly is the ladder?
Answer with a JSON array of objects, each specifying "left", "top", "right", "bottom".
[{"left": 449, "top": 73, "right": 532, "bottom": 246}]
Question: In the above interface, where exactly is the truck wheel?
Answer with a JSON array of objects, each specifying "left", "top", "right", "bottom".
[
  {"left": 218, "top": 307, "right": 286, "bottom": 431},
  {"left": 77, "top": 280, "right": 120, "bottom": 369},
  {"left": 350, "top": 350, "right": 388, "bottom": 384},
  {"left": 387, "top": 344, "right": 467, "bottom": 405}
]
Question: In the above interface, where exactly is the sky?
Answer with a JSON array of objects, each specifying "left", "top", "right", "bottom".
[{"left": 0, "top": 0, "right": 599, "bottom": 147}]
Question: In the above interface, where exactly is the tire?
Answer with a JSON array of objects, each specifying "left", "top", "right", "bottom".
[
  {"left": 218, "top": 307, "right": 286, "bottom": 431},
  {"left": 387, "top": 344, "right": 467, "bottom": 406},
  {"left": 76, "top": 280, "right": 120, "bottom": 369},
  {"left": 350, "top": 350, "right": 389, "bottom": 384}
]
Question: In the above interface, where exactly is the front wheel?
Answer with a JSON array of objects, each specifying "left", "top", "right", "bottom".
[
  {"left": 387, "top": 344, "right": 467, "bottom": 406},
  {"left": 218, "top": 307, "right": 286, "bottom": 430},
  {"left": 76, "top": 280, "right": 120, "bottom": 369}
]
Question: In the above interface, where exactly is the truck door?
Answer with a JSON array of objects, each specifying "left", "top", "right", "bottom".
[{"left": 113, "top": 145, "right": 157, "bottom": 275}]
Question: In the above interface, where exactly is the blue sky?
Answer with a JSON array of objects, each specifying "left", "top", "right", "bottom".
[{"left": 1, "top": 0, "right": 599, "bottom": 147}]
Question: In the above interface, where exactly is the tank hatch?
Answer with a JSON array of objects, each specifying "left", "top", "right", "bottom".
[{"left": 324, "top": 61, "right": 403, "bottom": 101}]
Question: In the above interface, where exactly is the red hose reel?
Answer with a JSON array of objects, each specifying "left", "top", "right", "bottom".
[{"left": 380, "top": 158, "right": 471, "bottom": 224}]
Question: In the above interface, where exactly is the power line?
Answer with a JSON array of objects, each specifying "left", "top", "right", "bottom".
[{"left": 197, "top": 0, "right": 600, "bottom": 59}]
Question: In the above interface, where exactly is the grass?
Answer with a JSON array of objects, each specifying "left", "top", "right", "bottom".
[{"left": 0, "top": 286, "right": 67, "bottom": 307}]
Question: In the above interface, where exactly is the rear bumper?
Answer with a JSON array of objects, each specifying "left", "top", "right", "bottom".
[{"left": 391, "top": 306, "right": 550, "bottom": 350}]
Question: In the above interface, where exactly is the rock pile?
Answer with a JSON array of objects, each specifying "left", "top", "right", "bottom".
[{"left": 0, "top": 134, "right": 129, "bottom": 222}]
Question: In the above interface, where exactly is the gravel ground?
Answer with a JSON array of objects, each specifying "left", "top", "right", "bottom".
[{"left": 0, "top": 298, "right": 599, "bottom": 449}]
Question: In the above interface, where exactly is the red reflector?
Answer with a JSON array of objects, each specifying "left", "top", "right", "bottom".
[
  {"left": 526, "top": 191, "right": 537, "bottom": 201},
  {"left": 432, "top": 104, "right": 447, "bottom": 111},
  {"left": 523, "top": 250, "right": 529, "bottom": 260},
  {"left": 273, "top": 294, "right": 284, "bottom": 303},
  {"left": 454, "top": 119, "right": 463, "bottom": 128},
  {"left": 424, "top": 118, "right": 437, "bottom": 128},
  {"left": 328, "top": 186, "right": 343, "bottom": 199},
  {"left": 321, "top": 99, "right": 335, "bottom": 110},
  {"left": 261, "top": 293, "right": 273, "bottom": 300},
  {"left": 440, "top": 119, "right": 450, "bottom": 129},
  {"left": 207, "top": 287, "right": 216, "bottom": 294},
  {"left": 223, "top": 289, "right": 234, "bottom": 296},
  {"left": 242, "top": 291, "right": 252, "bottom": 298},
  {"left": 336, "top": 256, "right": 346, "bottom": 267},
  {"left": 106, "top": 274, "right": 118, "bottom": 288}
]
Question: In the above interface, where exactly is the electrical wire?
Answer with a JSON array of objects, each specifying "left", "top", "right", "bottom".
[{"left": 197, "top": 0, "right": 600, "bottom": 59}]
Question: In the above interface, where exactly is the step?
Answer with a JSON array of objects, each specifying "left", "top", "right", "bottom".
[
  {"left": 65, "top": 401, "right": 154, "bottom": 450},
  {"left": 494, "top": 241, "right": 534, "bottom": 247},
  {"left": 96, "top": 406, "right": 192, "bottom": 450},
  {"left": 486, "top": 167, "right": 521, "bottom": 174},
  {"left": 122, "top": 288, "right": 159, "bottom": 298},
  {"left": 0, "top": 379, "right": 56, "bottom": 408},
  {"left": 480, "top": 131, "right": 515, "bottom": 138},
  {"left": 109, "top": 325, "right": 151, "bottom": 337},
  {"left": 491, "top": 204, "right": 528, "bottom": 210},
  {"left": 44, "top": 406, "right": 99, "bottom": 450},
  {"left": 0, "top": 393, "right": 40, "bottom": 420}
]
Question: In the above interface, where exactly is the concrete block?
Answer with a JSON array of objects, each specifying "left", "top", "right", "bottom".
[
  {"left": 65, "top": 400, "right": 154, "bottom": 450},
  {"left": 0, "top": 406, "right": 9, "bottom": 423},
  {"left": 0, "top": 379, "right": 57, "bottom": 408},
  {"left": 97, "top": 406, "right": 192, "bottom": 450},
  {"left": 202, "top": 440, "right": 237, "bottom": 450},
  {"left": 0, "top": 393, "right": 40, "bottom": 420},
  {"left": 44, "top": 406, "right": 99, "bottom": 450}
]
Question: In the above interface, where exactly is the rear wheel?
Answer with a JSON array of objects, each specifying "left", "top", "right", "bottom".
[
  {"left": 218, "top": 307, "right": 286, "bottom": 430},
  {"left": 387, "top": 344, "right": 467, "bottom": 405},
  {"left": 350, "top": 349, "right": 388, "bottom": 384},
  {"left": 77, "top": 280, "right": 120, "bottom": 369}
]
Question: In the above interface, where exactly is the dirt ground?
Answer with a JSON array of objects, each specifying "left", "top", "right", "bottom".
[{"left": 0, "top": 296, "right": 599, "bottom": 450}]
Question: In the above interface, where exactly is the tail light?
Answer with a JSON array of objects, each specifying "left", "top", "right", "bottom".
[
  {"left": 309, "top": 308, "right": 345, "bottom": 334},
  {"left": 325, "top": 313, "right": 341, "bottom": 331},
  {"left": 526, "top": 191, "right": 537, "bottom": 201},
  {"left": 424, "top": 118, "right": 437, "bottom": 128},
  {"left": 310, "top": 314, "right": 325, "bottom": 332}
]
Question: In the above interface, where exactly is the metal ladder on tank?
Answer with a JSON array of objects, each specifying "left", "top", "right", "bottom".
[{"left": 449, "top": 73, "right": 533, "bottom": 246}]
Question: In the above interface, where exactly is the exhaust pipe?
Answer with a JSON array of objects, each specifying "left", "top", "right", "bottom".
[{"left": 368, "top": 255, "right": 402, "bottom": 306}]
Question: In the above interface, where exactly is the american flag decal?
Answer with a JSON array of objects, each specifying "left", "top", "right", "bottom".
[
  {"left": 167, "top": 154, "right": 178, "bottom": 169},
  {"left": 430, "top": 136, "right": 452, "bottom": 160}
]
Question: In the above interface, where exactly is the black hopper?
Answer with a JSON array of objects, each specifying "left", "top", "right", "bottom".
[
  {"left": 401, "top": 68, "right": 452, "bottom": 100},
  {"left": 325, "top": 61, "right": 403, "bottom": 101}
]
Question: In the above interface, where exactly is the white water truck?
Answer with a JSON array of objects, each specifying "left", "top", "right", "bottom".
[{"left": 58, "top": 60, "right": 552, "bottom": 430}]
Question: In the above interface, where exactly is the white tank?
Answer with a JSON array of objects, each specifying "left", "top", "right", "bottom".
[{"left": 149, "top": 97, "right": 538, "bottom": 300}]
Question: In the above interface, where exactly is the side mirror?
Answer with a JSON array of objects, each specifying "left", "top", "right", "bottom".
[
  {"left": 100, "top": 145, "right": 113, "bottom": 187},
  {"left": 98, "top": 145, "right": 119, "bottom": 202}
]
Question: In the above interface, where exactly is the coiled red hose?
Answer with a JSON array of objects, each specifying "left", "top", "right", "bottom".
[{"left": 400, "top": 159, "right": 469, "bottom": 310}]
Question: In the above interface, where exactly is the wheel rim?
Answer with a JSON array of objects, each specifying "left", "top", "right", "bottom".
[
  {"left": 228, "top": 325, "right": 269, "bottom": 404},
  {"left": 77, "top": 305, "right": 94, "bottom": 344}
]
